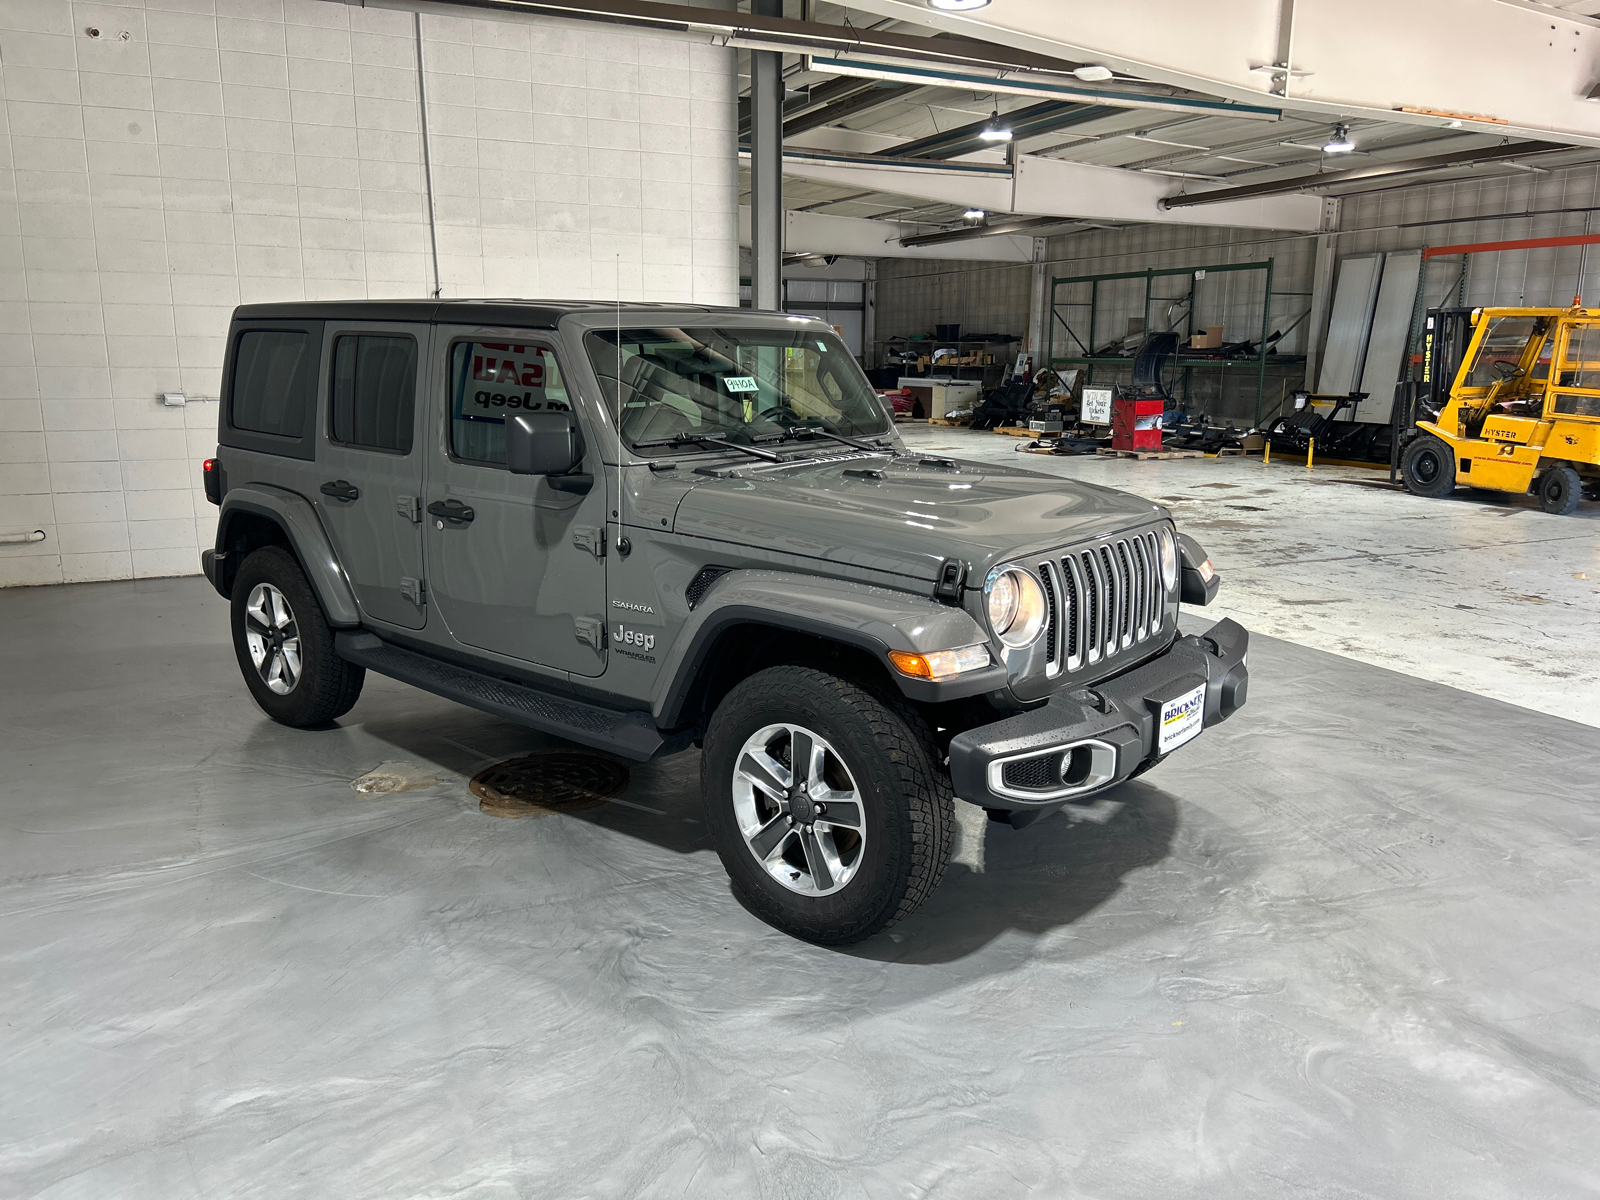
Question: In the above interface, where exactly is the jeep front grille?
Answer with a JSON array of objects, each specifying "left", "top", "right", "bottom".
[{"left": 1037, "top": 529, "right": 1166, "bottom": 676}]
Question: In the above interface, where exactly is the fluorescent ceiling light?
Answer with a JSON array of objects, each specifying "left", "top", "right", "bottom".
[
  {"left": 1323, "top": 124, "right": 1355, "bottom": 154},
  {"left": 927, "top": 0, "right": 991, "bottom": 9},
  {"left": 1073, "top": 65, "right": 1114, "bottom": 82},
  {"left": 964, "top": 208, "right": 987, "bottom": 220},
  {"left": 978, "top": 110, "right": 1012, "bottom": 142}
]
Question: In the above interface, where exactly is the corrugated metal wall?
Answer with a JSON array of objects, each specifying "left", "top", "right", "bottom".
[{"left": 873, "top": 162, "right": 1600, "bottom": 425}]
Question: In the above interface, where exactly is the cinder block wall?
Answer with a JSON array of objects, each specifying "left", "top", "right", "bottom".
[{"left": 0, "top": 0, "right": 738, "bottom": 588}]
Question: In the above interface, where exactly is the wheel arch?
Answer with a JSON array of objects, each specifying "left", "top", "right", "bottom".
[
  {"left": 213, "top": 485, "right": 360, "bottom": 626},
  {"left": 651, "top": 570, "right": 1007, "bottom": 732}
]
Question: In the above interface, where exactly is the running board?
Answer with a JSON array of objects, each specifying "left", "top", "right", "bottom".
[{"left": 334, "top": 631, "right": 665, "bottom": 761}]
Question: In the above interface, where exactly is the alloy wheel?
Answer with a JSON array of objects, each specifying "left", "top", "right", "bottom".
[
  {"left": 732, "top": 722, "right": 865, "bottom": 896},
  {"left": 244, "top": 582, "right": 302, "bottom": 695}
]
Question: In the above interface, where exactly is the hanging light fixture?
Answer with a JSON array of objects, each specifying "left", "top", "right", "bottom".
[
  {"left": 1323, "top": 124, "right": 1355, "bottom": 154},
  {"left": 963, "top": 208, "right": 987, "bottom": 222},
  {"left": 927, "top": 0, "right": 991, "bottom": 10},
  {"left": 1073, "top": 65, "right": 1114, "bottom": 82},
  {"left": 978, "top": 109, "right": 1012, "bottom": 142}
]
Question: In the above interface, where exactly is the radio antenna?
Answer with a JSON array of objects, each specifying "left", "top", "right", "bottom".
[{"left": 615, "top": 253, "right": 622, "bottom": 414}]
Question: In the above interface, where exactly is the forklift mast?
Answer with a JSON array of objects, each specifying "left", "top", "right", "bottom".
[{"left": 1420, "top": 307, "right": 1476, "bottom": 419}]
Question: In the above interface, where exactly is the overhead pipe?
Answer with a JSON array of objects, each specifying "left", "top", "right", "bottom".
[
  {"left": 900, "top": 216, "right": 1101, "bottom": 249},
  {"left": 337, "top": 0, "right": 1089, "bottom": 76}
]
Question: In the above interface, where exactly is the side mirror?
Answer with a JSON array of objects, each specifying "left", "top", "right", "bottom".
[{"left": 506, "top": 411, "right": 589, "bottom": 492}]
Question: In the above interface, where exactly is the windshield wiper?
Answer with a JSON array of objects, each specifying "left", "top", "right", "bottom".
[
  {"left": 780, "top": 427, "right": 897, "bottom": 454},
  {"left": 631, "top": 432, "right": 787, "bottom": 463}
]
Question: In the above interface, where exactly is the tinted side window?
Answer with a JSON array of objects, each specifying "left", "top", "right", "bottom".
[
  {"left": 331, "top": 335, "right": 417, "bottom": 454},
  {"left": 449, "top": 340, "right": 570, "bottom": 467},
  {"left": 232, "top": 331, "right": 316, "bottom": 439}
]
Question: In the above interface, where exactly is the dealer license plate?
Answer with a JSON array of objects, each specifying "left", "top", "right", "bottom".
[{"left": 1158, "top": 684, "right": 1206, "bottom": 755}]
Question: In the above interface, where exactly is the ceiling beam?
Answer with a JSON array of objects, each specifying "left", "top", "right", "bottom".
[
  {"left": 881, "top": 101, "right": 1118, "bottom": 161},
  {"left": 1159, "top": 140, "right": 1570, "bottom": 207},
  {"left": 784, "top": 82, "right": 919, "bottom": 138}
]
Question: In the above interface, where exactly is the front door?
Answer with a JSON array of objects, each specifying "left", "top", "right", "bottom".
[
  {"left": 313, "top": 322, "right": 428, "bottom": 630},
  {"left": 422, "top": 328, "right": 608, "bottom": 677}
]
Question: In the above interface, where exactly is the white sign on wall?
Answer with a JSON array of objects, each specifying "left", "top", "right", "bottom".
[{"left": 1082, "top": 385, "right": 1114, "bottom": 425}]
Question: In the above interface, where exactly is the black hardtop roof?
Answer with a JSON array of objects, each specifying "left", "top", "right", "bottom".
[{"left": 232, "top": 298, "right": 748, "bottom": 327}]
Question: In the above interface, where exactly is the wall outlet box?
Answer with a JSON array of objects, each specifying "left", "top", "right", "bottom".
[{"left": 162, "top": 392, "right": 186, "bottom": 406}]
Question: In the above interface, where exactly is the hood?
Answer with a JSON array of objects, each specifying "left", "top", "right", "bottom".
[{"left": 671, "top": 453, "right": 1165, "bottom": 584}]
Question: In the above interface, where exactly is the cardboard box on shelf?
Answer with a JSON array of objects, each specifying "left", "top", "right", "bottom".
[{"left": 1189, "top": 326, "right": 1224, "bottom": 350}]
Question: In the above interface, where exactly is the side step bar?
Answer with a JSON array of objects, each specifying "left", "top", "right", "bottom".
[{"left": 334, "top": 632, "right": 666, "bottom": 762}]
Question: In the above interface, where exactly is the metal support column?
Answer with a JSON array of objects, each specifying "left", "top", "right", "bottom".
[
  {"left": 748, "top": 0, "right": 784, "bottom": 312},
  {"left": 1026, "top": 238, "right": 1048, "bottom": 366}
]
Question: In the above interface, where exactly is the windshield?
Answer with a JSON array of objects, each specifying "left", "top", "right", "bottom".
[
  {"left": 1462, "top": 316, "right": 1548, "bottom": 388},
  {"left": 586, "top": 326, "right": 888, "bottom": 455}
]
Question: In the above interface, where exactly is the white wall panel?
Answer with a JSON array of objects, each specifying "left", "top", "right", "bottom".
[{"left": 0, "top": 0, "right": 738, "bottom": 587}]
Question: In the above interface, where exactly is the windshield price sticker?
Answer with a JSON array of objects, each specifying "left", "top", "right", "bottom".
[{"left": 723, "top": 376, "right": 760, "bottom": 393}]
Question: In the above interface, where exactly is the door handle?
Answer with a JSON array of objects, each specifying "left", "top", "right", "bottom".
[
  {"left": 320, "top": 480, "right": 360, "bottom": 502},
  {"left": 427, "top": 499, "right": 475, "bottom": 526}
]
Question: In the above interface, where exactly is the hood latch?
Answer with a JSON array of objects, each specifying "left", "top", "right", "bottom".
[{"left": 934, "top": 558, "right": 967, "bottom": 603}]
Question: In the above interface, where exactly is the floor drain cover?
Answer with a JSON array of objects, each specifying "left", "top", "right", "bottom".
[{"left": 470, "top": 751, "right": 630, "bottom": 819}]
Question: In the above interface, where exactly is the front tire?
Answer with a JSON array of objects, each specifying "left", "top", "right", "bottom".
[
  {"left": 702, "top": 666, "right": 953, "bottom": 945},
  {"left": 1401, "top": 434, "right": 1456, "bottom": 498},
  {"left": 230, "top": 546, "right": 365, "bottom": 726},
  {"left": 1537, "top": 464, "right": 1583, "bottom": 515}
]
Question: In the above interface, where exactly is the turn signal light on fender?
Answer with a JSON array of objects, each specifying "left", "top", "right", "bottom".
[{"left": 888, "top": 644, "right": 990, "bottom": 681}]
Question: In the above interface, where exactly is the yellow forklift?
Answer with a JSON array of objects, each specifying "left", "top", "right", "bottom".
[{"left": 1400, "top": 305, "right": 1600, "bottom": 514}]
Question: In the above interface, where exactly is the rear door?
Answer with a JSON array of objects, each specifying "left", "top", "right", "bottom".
[
  {"left": 1551, "top": 321, "right": 1600, "bottom": 420},
  {"left": 313, "top": 322, "right": 428, "bottom": 630},
  {"left": 422, "top": 327, "right": 608, "bottom": 677}
]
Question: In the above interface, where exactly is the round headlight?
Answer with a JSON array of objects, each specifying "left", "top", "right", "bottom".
[
  {"left": 985, "top": 567, "right": 1047, "bottom": 648},
  {"left": 1158, "top": 527, "right": 1178, "bottom": 591}
]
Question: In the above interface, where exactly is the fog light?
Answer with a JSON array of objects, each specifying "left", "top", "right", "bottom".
[{"left": 888, "top": 644, "right": 990, "bottom": 681}]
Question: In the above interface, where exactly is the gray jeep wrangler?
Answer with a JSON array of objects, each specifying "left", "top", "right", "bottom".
[{"left": 201, "top": 300, "right": 1248, "bottom": 944}]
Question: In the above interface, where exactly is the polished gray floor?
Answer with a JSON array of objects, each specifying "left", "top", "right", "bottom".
[{"left": 3, "top": 577, "right": 1599, "bottom": 1199}]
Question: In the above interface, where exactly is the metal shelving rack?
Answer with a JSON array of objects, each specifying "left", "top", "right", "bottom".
[
  {"left": 874, "top": 335, "right": 1020, "bottom": 386},
  {"left": 1046, "top": 259, "right": 1309, "bottom": 425}
]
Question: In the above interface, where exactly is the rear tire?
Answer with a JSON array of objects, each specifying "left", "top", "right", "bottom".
[
  {"left": 1401, "top": 434, "right": 1456, "bottom": 498},
  {"left": 230, "top": 546, "right": 365, "bottom": 726},
  {"left": 702, "top": 666, "right": 953, "bottom": 945},
  {"left": 1537, "top": 465, "right": 1583, "bottom": 515}
]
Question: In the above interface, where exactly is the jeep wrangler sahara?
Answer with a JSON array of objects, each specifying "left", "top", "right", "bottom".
[{"left": 201, "top": 300, "right": 1248, "bottom": 944}]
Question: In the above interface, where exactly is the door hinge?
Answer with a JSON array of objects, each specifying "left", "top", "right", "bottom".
[
  {"left": 400, "top": 577, "right": 425, "bottom": 605},
  {"left": 573, "top": 525, "right": 606, "bottom": 558},
  {"left": 574, "top": 616, "right": 606, "bottom": 650},
  {"left": 396, "top": 494, "right": 421, "bottom": 524}
]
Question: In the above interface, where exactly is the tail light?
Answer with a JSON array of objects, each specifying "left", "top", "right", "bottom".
[{"left": 202, "top": 458, "right": 222, "bottom": 505}]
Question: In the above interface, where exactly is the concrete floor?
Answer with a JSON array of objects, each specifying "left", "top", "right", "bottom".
[{"left": 3, "top": 449, "right": 1600, "bottom": 1197}]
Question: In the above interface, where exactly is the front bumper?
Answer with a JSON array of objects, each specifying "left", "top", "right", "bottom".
[{"left": 948, "top": 619, "right": 1248, "bottom": 822}]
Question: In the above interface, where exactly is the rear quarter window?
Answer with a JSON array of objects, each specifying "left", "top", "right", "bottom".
[{"left": 221, "top": 322, "right": 323, "bottom": 460}]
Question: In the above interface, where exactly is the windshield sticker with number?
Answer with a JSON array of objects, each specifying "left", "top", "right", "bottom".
[{"left": 723, "top": 376, "right": 760, "bottom": 393}]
